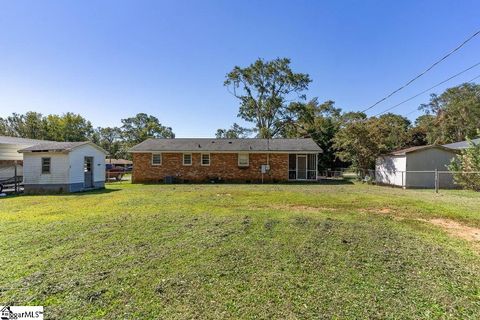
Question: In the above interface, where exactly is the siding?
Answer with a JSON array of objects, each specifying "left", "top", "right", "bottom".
[
  {"left": 375, "top": 155, "right": 406, "bottom": 187},
  {"left": 68, "top": 144, "right": 106, "bottom": 184},
  {"left": 405, "top": 148, "right": 456, "bottom": 188},
  {"left": 23, "top": 153, "right": 70, "bottom": 184},
  {"left": 0, "top": 143, "right": 29, "bottom": 161}
]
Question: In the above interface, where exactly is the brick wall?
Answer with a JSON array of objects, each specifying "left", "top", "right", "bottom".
[{"left": 132, "top": 152, "right": 289, "bottom": 183}]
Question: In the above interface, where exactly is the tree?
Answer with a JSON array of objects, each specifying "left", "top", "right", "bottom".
[
  {"left": 333, "top": 112, "right": 376, "bottom": 170},
  {"left": 42, "top": 113, "right": 94, "bottom": 141},
  {"left": 224, "top": 58, "right": 311, "bottom": 138},
  {"left": 409, "top": 115, "right": 435, "bottom": 145},
  {"left": 449, "top": 135, "right": 480, "bottom": 190},
  {"left": 0, "top": 112, "right": 45, "bottom": 139},
  {"left": 419, "top": 83, "right": 480, "bottom": 144},
  {"left": 215, "top": 123, "right": 253, "bottom": 139},
  {"left": 121, "top": 113, "right": 174, "bottom": 145},
  {"left": 333, "top": 113, "right": 411, "bottom": 170},
  {"left": 283, "top": 99, "right": 344, "bottom": 169},
  {"left": 95, "top": 127, "right": 122, "bottom": 158}
]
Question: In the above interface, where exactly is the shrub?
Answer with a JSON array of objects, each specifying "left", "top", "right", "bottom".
[{"left": 449, "top": 136, "right": 480, "bottom": 191}]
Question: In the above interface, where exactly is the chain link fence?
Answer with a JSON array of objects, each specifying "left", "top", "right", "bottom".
[{"left": 359, "top": 168, "right": 480, "bottom": 192}]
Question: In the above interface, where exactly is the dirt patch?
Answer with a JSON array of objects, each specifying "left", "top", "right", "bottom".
[
  {"left": 419, "top": 218, "right": 480, "bottom": 243},
  {"left": 364, "top": 208, "right": 480, "bottom": 244}
]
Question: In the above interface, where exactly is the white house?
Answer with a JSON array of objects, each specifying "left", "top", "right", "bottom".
[
  {"left": 375, "top": 145, "right": 458, "bottom": 189},
  {"left": 18, "top": 141, "right": 107, "bottom": 194},
  {"left": 0, "top": 136, "right": 49, "bottom": 180}
]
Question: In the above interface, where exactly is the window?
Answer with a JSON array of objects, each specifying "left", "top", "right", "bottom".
[
  {"left": 238, "top": 153, "right": 249, "bottom": 167},
  {"left": 183, "top": 153, "right": 192, "bottom": 166},
  {"left": 152, "top": 153, "right": 162, "bottom": 165},
  {"left": 201, "top": 153, "right": 210, "bottom": 166},
  {"left": 41, "top": 157, "right": 51, "bottom": 174}
]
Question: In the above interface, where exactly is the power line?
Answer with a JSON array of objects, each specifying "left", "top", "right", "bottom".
[
  {"left": 361, "top": 29, "right": 480, "bottom": 113},
  {"left": 373, "top": 61, "right": 480, "bottom": 117},
  {"left": 296, "top": 73, "right": 480, "bottom": 138},
  {"left": 400, "top": 73, "right": 480, "bottom": 118}
]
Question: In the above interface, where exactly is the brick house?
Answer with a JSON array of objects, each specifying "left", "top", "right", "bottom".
[{"left": 130, "top": 138, "right": 322, "bottom": 183}]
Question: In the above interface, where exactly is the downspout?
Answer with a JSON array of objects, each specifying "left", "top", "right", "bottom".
[{"left": 267, "top": 138, "right": 270, "bottom": 167}]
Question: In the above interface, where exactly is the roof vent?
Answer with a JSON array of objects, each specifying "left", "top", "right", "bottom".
[
  {"left": 211, "top": 141, "right": 215, "bottom": 143},
  {"left": 198, "top": 144, "right": 201, "bottom": 148},
  {"left": 228, "top": 141, "right": 232, "bottom": 144}
]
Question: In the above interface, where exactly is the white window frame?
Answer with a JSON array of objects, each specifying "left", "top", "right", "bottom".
[
  {"left": 151, "top": 153, "right": 162, "bottom": 166},
  {"left": 41, "top": 157, "right": 51, "bottom": 174},
  {"left": 201, "top": 153, "right": 210, "bottom": 166},
  {"left": 183, "top": 153, "right": 192, "bottom": 166},
  {"left": 238, "top": 153, "right": 249, "bottom": 167}
]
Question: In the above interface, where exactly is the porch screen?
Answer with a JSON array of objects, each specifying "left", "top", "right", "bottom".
[
  {"left": 288, "top": 154, "right": 296, "bottom": 180},
  {"left": 289, "top": 154, "right": 317, "bottom": 180},
  {"left": 307, "top": 154, "right": 316, "bottom": 180}
]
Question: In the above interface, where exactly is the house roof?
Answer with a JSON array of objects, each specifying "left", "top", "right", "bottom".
[
  {"left": 0, "top": 135, "right": 52, "bottom": 145},
  {"left": 388, "top": 144, "right": 457, "bottom": 156},
  {"left": 129, "top": 138, "right": 322, "bottom": 153},
  {"left": 18, "top": 141, "right": 108, "bottom": 154},
  {"left": 106, "top": 158, "right": 133, "bottom": 165},
  {"left": 443, "top": 138, "right": 480, "bottom": 150}
]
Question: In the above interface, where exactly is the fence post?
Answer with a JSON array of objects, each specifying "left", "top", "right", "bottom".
[
  {"left": 434, "top": 169, "right": 439, "bottom": 193},
  {"left": 14, "top": 160, "right": 18, "bottom": 195}
]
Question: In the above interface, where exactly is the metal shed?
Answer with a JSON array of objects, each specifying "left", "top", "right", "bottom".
[{"left": 375, "top": 145, "right": 458, "bottom": 189}]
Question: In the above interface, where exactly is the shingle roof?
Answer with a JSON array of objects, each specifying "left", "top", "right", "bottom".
[
  {"left": 443, "top": 138, "right": 480, "bottom": 150},
  {"left": 129, "top": 138, "right": 322, "bottom": 153},
  {"left": 19, "top": 141, "right": 107, "bottom": 154},
  {"left": 388, "top": 144, "right": 456, "bottom": 156},
  {"left": 0, "top": 135, "right": 52, "bottom": 145}
]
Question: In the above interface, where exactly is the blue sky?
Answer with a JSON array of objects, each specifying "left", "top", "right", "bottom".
[{"left": 0, "top": 1, "right": 479, "bottom": 137}]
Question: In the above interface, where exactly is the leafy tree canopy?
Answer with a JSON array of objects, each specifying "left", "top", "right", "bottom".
[
  {"left": 215, "top": 123, "right": 253, "bottom": 139},
  {"left": 224, "top": 58, "right": 311, "bottom": 138},
  {"left": 419, "top": 83, "right": 480, "bottom": 144},
  {"left": 121, "top": 113, "right": 174, "bottom": 144}
]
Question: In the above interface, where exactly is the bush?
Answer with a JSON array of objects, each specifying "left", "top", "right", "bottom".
[{"left": 449, "top": 137, "right": 480, "bottom": 191}]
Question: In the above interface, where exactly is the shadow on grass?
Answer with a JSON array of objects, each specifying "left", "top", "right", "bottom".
[
  {"left": 4, "top": 188, "right": 121, "bottom": 198},
  {"left": 132, "top": 179, "right": 355, "bottom": 186}
]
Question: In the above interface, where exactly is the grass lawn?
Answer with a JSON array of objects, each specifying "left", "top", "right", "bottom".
[{"left": 1, "top": 182, "right": 479, "bottom": 319}]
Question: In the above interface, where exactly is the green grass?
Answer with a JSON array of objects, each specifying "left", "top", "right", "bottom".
[{"left": 0, "top": 183, "right": 479, "bottom": 319}]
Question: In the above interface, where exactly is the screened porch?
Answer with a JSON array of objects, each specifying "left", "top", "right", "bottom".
[{"left": 288, "top": 154, "right": 318, "bottom": 181}]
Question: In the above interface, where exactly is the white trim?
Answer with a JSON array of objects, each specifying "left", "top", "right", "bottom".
[
  {"left": 201, "top": 153, "right": 210, "bottom": 166},
  {"left": 151, "top": 153, "right": 162, "bottom": 166},
  {"left": 238, "top": 153, "right": 249, "bottom": 167},
  {"left": 183, "top": 153, "right": 192, "bottom": 166}
]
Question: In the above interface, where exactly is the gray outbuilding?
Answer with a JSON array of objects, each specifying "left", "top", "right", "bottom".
[{"left": 375, "top": 145, "right": 458, "bottom": 189}]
